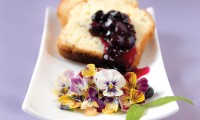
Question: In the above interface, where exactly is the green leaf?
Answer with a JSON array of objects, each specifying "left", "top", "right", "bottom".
[
  {"left": 144, "top": 96, "right": 193, "bottom": 108},
  {"left": 125, "top": 96, "right": 193, "bottom": 120},
  {"left": 126, "top": 104, "right": 146, "bottom": 120}
]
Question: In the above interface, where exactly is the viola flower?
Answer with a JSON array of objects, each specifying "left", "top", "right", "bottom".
[
  {"left": 94, "top": 69, "right": 126, "bottom": 97},
  {"left": 102, "top": 98, "right": 119, "bottom": 114},
  {"left": 63, "top": 69, "right": 75, "bottom": 80},
  {"left": 88, "top": 87, "right": 104, "bottom": 112},
  {"left": 136, "top": 78, "right": 149, "bottom": 93},
  {"left": 88, "top": 86, "right": 115, "bottom": 112},
  {"left": 54, "top": 70, "right": 73, "bottom": 96},
  {"left": 81, "top": 99, "right": 99, "bottom": 116},
  {"left": 70, "top": 77, "right": 88, "bottom": 96},
  {"left": 81, "top": 64, "right": 96, "bottom": 78},
  {"left": 119, "top": 89, "right": 145, "bottom": 111},
  {"left": 58, "top": 94, "right": 81, "bottom": 110},
  {"left": 118, "top": 94, "right": 130, "bottom": 111},
  {"left": 88, "top": 87, "right": 99, "bottom": 101},
  {"left": 123, "top": 72, "right": 148, "bottom": 94}
]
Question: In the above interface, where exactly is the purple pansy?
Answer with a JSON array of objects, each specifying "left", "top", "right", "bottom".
[
  {"left": 136, "top": 77, "right": 149, "bottom": 93},
  {"left": 88, "top": 87, "right": 114, "bottom": 112},
  {"left": 70, "top": 76, "right": 88, "bottom": 95}
]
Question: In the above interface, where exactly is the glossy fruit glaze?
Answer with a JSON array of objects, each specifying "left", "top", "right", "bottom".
[{"left": 89, "top": 10, "right": 138, "bottom": 72}]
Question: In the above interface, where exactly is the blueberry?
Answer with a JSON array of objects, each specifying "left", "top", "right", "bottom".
[
  {"left": 107, "top": 11, "right": 124, "bottom": 20},
  {"left": 115, "top": 21, "right": 128, "bottom": 34},
  {"left": 122, "top": 14, "right": 129, "bottom": 23},
  {"left": 92, "top": 10, "right": 104, "bottom": 22},
  {"left": 107, "top": 10, "right": 117, "bottom": 17},
  {"left": 127, "top": 24, "right": 134, "bottom": 32},
  {"left": 123, "top": 35, "right": 136, "bottom": 49},
  {"left": 89, "top": 22, "right": 103, "bottom": 36},
  {"left": 110, "top": 35, "right": 124, "bottom": 48},
  {"left": 89, "top": 10, "right": 137, "bottom": 72},
  {"left": 145, "top": 86, "right": 154, "bottom": 99},
  {"left": 107, "top": 47, "right": 123, "bottom": 58}
]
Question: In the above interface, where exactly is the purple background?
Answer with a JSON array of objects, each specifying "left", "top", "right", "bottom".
[{"left": 0, "top": 0, "right": 199, "bottom": 119}]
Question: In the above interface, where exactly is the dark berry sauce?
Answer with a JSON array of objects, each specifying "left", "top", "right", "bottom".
[{"left": 89, "top": 10, "right": 137, "bottom": 73}]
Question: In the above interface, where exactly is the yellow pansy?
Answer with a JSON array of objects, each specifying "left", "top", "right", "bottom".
[
  {"left": 130, "top": 89, "right": 145, "bottom": 104},
  {"left": 81, "top": 64, "right": 96, "bottom": 77},
  {"left": 59, "top": 95, "right": 81, "bottom": 109},
  {"left": 102, "top": 98, "right": 119, "bottom": 114}
]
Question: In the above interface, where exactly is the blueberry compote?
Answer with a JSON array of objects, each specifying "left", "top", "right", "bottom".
[{"left": 89, "top": 10, "right": 137, "bottom": 73}]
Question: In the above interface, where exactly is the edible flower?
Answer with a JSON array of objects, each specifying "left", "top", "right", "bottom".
[
  {"left": 58, "top": 94, "right": 81, "bottom": 110},
  {"left": 94, "top": 69, "right": 126, "bottom": 97},
  {"left": 123, "top": 72, "right": 148, "bottom": 94},
  {"left": 88, "top": 86, "right": 114, "bottom": 112},
  {"left": 102, "top": 98, "right": 119, "bottom": 114},
  {"left": 119, "top": 72, "right": 148, "bottom": 111},
  {"left": 81, "top": 99, "right": 99, "bottom": 116},
  {"left": 119, "top": 89, "right": 145, "bottom": 111},
  {"left": 81, "top": 64, "right": 96, "bottom": 78},
  {"left": 70, "top": 76, "right": 88, "bottom": 96},
  {"left": 54, "top": 70, "right": 73, "bottom": 96}
]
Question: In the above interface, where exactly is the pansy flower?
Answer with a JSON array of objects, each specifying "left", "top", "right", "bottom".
[
  {"left": 70, "top": 76, "right": 88, "bottom": 96},
  {"left": 88, "top": 87, "right": 114, "bottom": 112},
  {"left": 102, "top": 98, "right": 119, "bottom": 114},
  {"left": 81, "top": 64, "right": 97, "bottom": 86},
  {"left": 123, "top": 72, "right": 149, "bottom": 94},
  {"left": 119, "top": 72, "right": 148, "bottom": 111},
  {"left": 54, "top": 70, "right": 74, "bottom": 96},
  {"left": 94, "top": 69, "right": 126, "bottom": 97},
  {"left": 119, "top": 89, "right": 145, "bottom": 111},
  {"left": 81, "top": 99, "right": 99, "bottom": 116},
  {"left": 58, "top": 94, "right": 81, "bottom": 110},
  {"left": 81, "top": 64, "right": 96, "bottom": 78}
]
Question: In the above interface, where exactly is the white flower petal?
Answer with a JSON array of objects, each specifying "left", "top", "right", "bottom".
[
  {"left": 110, "top": 69, "right": 121, "bottom": 76},
  {"left": 113, "top": 75, "right": 126, "bottom": 88},
  {"left": 103, "top": 87, "right": 124, "bottom": 97},
  {"left": 96, "top": 76, "right": 108, "bottom": 90},
  {"left": 94, "top": 71, "right": 107, "bottom": 82},
  {"left": 97, "top": 69, "right": 112, "bottom": 79},
  {"left": 94, "top": 70, "right": 111, "bottom": 90},
  {"left": 103, "top": 88, "right": 115, "bottom": 97},
  {"left": 81, "top": 101, "right": 89, "bottom": 109},
  {"left": 63, "top": 70, "right": 74, "bottom": 79},
  {"left": 106, "top": 69, "right": 114, "bottom": 81},
  {"left": 94, "top": 69, "right": 126, "bottom": 91},
  {"left": 114, "top": 87, "right": 124, "bottom": 96},
  {"left": 54, "top": 75, "right": 68, "bottom": 88}
]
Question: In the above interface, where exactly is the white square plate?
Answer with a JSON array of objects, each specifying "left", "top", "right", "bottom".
[{"left": 22, "top": 7, "right": 179, "bottom": 120}]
